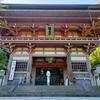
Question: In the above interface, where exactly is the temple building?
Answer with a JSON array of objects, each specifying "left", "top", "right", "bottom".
[{"left": 0, "top": 4, "right": 100, "bottom": 86}]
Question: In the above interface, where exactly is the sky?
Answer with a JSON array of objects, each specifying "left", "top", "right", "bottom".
[{"left": 0, "top": 0, "right": 99, "bottom": 4}]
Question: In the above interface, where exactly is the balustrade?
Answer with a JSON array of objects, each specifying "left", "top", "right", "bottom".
[{"left": 0, "top": 36, "right": 98, "bottom": 41}]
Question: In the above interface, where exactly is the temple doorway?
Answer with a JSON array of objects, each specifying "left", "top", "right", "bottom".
[
  {"left": 32, "top": 57, "right": 66, "bottom": 85},
  {"left": 35, "top": 67, "right": 64, "bottom": 85}
]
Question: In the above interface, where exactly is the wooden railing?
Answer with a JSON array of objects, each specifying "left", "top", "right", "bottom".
[{"left": 0, "top": 36, "right": 98, "bottom": 41}]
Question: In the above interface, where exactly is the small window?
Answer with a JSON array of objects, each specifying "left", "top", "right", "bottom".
[
  {"left": 15, "top": 62, "right": 27, "bottom": 71},
  {"left": 72, "top": 62, "right": 87, "bottom": 72}
]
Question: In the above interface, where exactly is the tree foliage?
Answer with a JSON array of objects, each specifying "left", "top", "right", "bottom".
[
  {"left": 90, "top": 46, "right": 100, "bottom": 69},
  {"left": 0, "top": 3, "right": 8, "bottom": 68},
  {"left": 0, "top": 4, "right": 6, "bottom": 9},
  {"left": 0, "top": 47, "right": 8, "bottom": 68}
]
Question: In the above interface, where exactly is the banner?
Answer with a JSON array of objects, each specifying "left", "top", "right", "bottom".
[{"left": 9, "top": 61, "right": 16, "bottom": 80}]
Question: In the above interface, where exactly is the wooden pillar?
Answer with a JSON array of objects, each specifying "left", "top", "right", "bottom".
[
  {"left": 65, "top": 45, "right": 73, "bottom": 85},
  {"left": 84, "top": 44, "right": 97, "bottom": 86},
  {"left": 67, "top": 51, "right": 73, "bottom": 85},
  {"left": 31, "top": 46, "right": 36, "bottom": 85},
  {"left": 26, "top": 44, "right": 35, "bottom": 85},
  {"left": 26, "top": 45, "right": 32, "bottom": 84},
  {"left": 63, "top": 66, "right": 67, "bottom": 86},
  {"left": 86, "top": 52, "right": 94, "bottom": 86},
  {"left": 32, "top": 64, "right": 36, "bottom": 85},
  {"left": 85, "top": 45, "right": 96, "bottom": 86},
  {"left": 26, "top": 53, "right": 32, "bottom": 84}
]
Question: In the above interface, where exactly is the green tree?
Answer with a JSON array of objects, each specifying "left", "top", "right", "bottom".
[
  {"left": 0, "top": 47, "right": 8, "bottom": 68},
  {"left": 0, "top": 3, "right": 6, "bottom": 9},
  {"left": 90, "top": 46, "right": 100, "bottom": 69},
  {"left": 0, "top": 3, "right": 8, "bottom": 68}
]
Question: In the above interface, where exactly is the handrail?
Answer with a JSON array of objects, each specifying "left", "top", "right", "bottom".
[
  {"left": 0, "top": 36, "right": 98, "bottom": 41},
  {"left": 8, "top": 77, "right": 25, "bottom": 94}
]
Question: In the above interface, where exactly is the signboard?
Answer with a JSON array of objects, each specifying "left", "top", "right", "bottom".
[
  {"left": 9, "top": 61, "right": 16, "bottom": 80},
  {"left": 46, "top": 24, "right": 54, "bottom": 36}
]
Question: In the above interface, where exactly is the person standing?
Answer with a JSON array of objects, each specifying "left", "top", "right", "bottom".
[{"left": 46, "top": 70, "right": 51, "bottom": 86}]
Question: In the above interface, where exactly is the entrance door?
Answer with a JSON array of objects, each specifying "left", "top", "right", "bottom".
[{"left": 35, "top": 68, "right": 64, "bottom": 85}]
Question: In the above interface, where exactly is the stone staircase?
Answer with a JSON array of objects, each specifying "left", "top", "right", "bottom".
[{"left": 0, "top": 85, "right": 100, "bottom": 97}]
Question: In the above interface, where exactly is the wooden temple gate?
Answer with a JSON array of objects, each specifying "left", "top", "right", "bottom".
[{"left": 0, "top": 4, "right": 100, "bottom": 86}]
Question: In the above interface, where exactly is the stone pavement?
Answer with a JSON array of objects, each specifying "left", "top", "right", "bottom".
[{"left": 0, "top": 97, "right": 100, "bottom": 100}]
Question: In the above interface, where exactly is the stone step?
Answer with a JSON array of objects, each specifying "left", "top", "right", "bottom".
[
  {"left": 15, "top": 86, "right": 83, "bottom": 92},
  {"left": 0, "top": 85, "right": 100, "bottom": 97}
]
